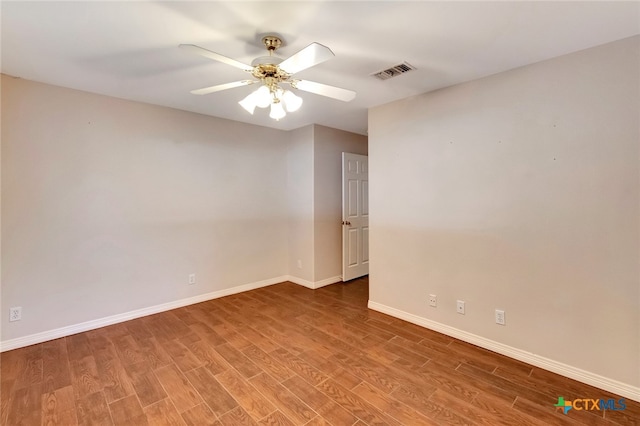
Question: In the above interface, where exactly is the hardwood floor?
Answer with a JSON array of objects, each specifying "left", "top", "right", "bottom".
[{"left": 1, "top": 277, "right": 638, "bottom": 425}]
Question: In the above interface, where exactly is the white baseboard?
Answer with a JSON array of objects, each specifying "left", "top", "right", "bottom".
[
  {"left": 286, "top": 275, "right": 342, "bottom": 289},
  {"left": 0, "top": 275, "right": 345, "bottom": 353},
  {"left": 368, "top": 300, "right": 640, "bottom": 403},
  {"left": 286, "top": 276, "right": 315, "bottom": 289},
  {"left": 0, "top": 275, "right": 289, "bottom": 352},
  {"left": 313, "top": 275, "right": 343, "bottom": 288}
]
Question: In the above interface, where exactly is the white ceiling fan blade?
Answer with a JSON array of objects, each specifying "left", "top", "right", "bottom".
[
  {"left": 279, "top": 43, "right": 335, "bottom": 74},
  {"left": 295, "top": 80, "right": 356, "bottom": 102},
  {"left": 190, "top": 80, "right": 255, "bottom": 95},
  {"left": 180, "top": 44, "right": 253, "bottom": 72}
]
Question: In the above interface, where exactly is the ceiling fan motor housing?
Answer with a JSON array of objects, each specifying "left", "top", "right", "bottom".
[{"left": 251, "top": 56, "right": 283, "bottom": 67}]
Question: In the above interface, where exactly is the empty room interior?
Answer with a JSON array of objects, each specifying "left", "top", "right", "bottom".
[{"left": 1, "top": 2, "right": 639, "bottom": 425}]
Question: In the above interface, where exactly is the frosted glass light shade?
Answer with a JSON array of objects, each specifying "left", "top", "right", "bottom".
[
  {"left": 282, "top": 90, "right": 303, "bottom": 112},
  {"left": 269, "top": 102, "right": 286, "bottom": 120},
  {"left": 254, "top": 86, "right": 272, "bottom": 108},
  {"left": 238, "top": 92, "right": 257, "bottom": 114}
]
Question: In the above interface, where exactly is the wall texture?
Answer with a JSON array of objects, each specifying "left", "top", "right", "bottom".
[
  {"left": 286, "top": 124, "right": 368, "bottom": 286},
  {"left": 1, "top": 76, "right": 368, "bottom": 345},
  {"left": 313, "top": 125, "right": 368, "bottom": 282},
  {"left": 1, "top": 75, "right": 290, "bottom": 342},
  {"left": 369, "top": 36, "right": 639, "bottom": 391},
  {"left": 286, "top": 125, "right": 315, "bottom": 283}
]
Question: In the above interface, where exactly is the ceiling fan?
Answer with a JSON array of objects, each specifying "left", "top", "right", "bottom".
[{"left": 180, "top": 36, "right": 356, "bottom": 120}]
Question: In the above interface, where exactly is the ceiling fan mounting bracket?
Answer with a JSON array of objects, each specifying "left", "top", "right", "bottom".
[{"left": 262, "top": 35, "right": 282, "bottom": 52}]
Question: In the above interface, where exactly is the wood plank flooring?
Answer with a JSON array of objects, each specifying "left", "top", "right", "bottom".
[{"left": 1, "top": 277, "right": 638, "bottom": 425}]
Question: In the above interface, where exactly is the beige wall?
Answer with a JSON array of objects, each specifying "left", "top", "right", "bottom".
[
  {"left": 313, "top": 125, "right": 367, "bottom": 282},
  {"left": 286, "top": 124, "right": 368, "bottom": 285},
  {"left": 1, "top": 76, "right": 369, "bottom": 345},
  {"left": 286, "top": 125, "right": 315, "bottom": 282},
  {"left": 369, "top": 36, "right": 639, "bottom": 388},
  {"left": 1, "top": 76, "right": 292, "bottom": 341}
]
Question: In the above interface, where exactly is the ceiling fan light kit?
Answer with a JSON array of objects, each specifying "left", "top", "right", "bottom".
[
  {"left": 238, "top": 78, "right": 304, "bottom": 119},
  {"left": 180, "top": 35, "right": 355, "bottom": 121}
]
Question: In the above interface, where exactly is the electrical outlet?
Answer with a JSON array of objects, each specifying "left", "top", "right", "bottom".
[
  {"left": 188, "top": 273, "right": 196, "bottom": 285},
  {"left": 456, "top": 300, "right": 465, "bottom": 315},
  {"left": 9, "top": 307, "right": 22, "bottom": 322},
  {"left": 428, "top": 294, "right": 437, "bottom": 307},
  {"left": 297, "top": 259, "right": 302, "bottom": 269},
  {"left": 495, "top": 309, "right": 505, "bottom": 325}
]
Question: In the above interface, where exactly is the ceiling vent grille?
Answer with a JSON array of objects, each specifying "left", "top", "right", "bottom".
[{"left": 371, "top": 62, "right": 416, "bottom": 80}]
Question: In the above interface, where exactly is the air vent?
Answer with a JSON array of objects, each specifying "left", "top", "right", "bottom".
[{"left": 371, "top": 62, "right": 416, "bottom": 80}]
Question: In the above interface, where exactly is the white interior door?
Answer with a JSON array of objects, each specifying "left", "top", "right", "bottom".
[{"left": 342, "top": 153, "right": 369, "bottom": 281}]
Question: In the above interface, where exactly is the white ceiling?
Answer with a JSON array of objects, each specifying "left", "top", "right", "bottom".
[{"left": 2, "top": 1, "right": 639, "bottom": 135}]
